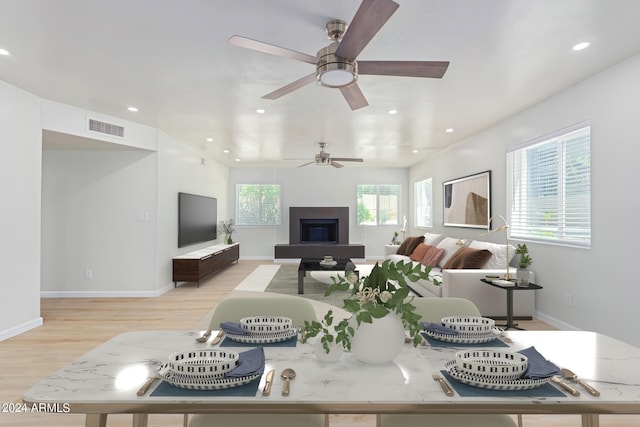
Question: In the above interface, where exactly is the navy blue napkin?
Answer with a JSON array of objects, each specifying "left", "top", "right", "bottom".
[
  {"left": 226, "top": 347, "right": 265, "bottom": 378},
  {"left": 518, "top": 346, "right": 560, "bottom": 379},
  {"left": 422, "top": 322, "right": 459, "bottom": 335},
  {"left": 220, "top": 321, "right": 249, "bottom": 335}
]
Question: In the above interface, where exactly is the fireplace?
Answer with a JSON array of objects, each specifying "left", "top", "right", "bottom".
[
  {"left": 299, "top": 218, "right": 339, "bottom": 244},
  {"left": 289, "top": 207, "right": 349, "bottom": 245}
]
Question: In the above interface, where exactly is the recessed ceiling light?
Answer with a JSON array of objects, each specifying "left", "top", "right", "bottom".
[
  {"left": 412, "top": 149, "right": 419, "bottom": 154},
  {"left": 256, "top": 108, "right": 266, "bottom": 114},
  {"left": 234, "top": 158, "right": 241, "bottom": 162},
  {"left": 0, "top": 48, "right": 9, "bottom": 56},
  {"left": 223, "top": 149, "right": 230, "bottom": 154},
  {"left": 388, "top": 109, "right": 398, "bottom": 115},
  {"left": 206, "top": 138, "right": 213, "bottom": 142},
  {"left": 572, "top": 42, "right": 590, "bottom": 51},
  {"left": 445, "top": 128, "right": 454, "bottom": 133},
  {"left": 127, "top": 106, "right": 138, "bottom": 112}
]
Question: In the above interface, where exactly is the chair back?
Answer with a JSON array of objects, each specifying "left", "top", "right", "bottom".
[
  {"left": 412, "top": 297, "right": 481, "bottom": 323},
  {"left": 208, "top": 296, "right": 317, "bottom": 328}
]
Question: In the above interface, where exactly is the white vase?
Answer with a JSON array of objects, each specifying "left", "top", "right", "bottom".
[
  {"left": 313, "top": 339, "right": 343, "bottom": 363},
  {"left": 350, "top": 312, "right": 405, "bottom": 364}
]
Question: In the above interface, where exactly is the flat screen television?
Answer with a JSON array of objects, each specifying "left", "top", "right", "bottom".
[{"left": 178, "top": 192, "right": 217, "bottom": 248}]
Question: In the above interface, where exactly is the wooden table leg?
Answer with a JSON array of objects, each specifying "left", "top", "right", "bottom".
[
  {"left": 581, "top": 414, "right": 599, "bottom": 427},
  {"left": 85, "top": 414, "right": 107, "bottom": 427},
  {"left": 132, "top": 413, "right": 149, "bottom": 427}
]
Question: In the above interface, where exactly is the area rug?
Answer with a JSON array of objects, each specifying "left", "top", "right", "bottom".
[{"left": 263, "top": 264, "right": 352, "bottom": 309}]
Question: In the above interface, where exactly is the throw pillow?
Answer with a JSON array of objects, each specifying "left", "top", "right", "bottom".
[
  {"left": 435, "top": 236, "right": 467, "bottom": 267},
  {"left": 422, "top": 232, "right": 446, "bottom": 246},
  {"left": 396, "top": 236, "right": 425, "bottom": 256},
  {"left": 468, "top": 241, "right": 516, "bottom": 270},
  {"left": 442, "top": 247, "right": 493, "bottom": 269},
  {"left": 420, "top": 245, "right": 446, "bottom": 267},
  {"left": 410, "top": 243, "right": 431, "bottom": 262}
]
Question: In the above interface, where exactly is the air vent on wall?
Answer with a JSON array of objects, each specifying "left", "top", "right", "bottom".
[{"left": 88, "top": 118, "right": 125, "bottom": 137}]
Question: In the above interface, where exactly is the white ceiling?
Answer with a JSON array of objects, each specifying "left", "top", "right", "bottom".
[{"left": 2, "top": 0, "right": 640, "bottom": 167}]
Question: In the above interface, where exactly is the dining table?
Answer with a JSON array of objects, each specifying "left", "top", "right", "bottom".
[{"left": 21, "top": 329, "right": 640, "bottom": 427}]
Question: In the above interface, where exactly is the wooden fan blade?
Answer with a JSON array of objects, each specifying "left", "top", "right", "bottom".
[
  {"left": 298, "top": 161, "right": 315, "bottom": 168},
  {"left": 339, "top": 84, "right": 369, "bottom": 110},
  {"left": 228, "top": 35, "right": 317, "bottom": 65},
  {"left": 358, "top": 61, "right": 449, "bottom": 78},
  {"left": 335, "top": 0, "right": 399, "bottom": 61},
  {"left": 331, "top": 157, "right": 364, "bottom": 162},
  {"left": 262, "top": 73, "right": 317, "bottom": 100},
  {"left": 331, "top": 161, "right": 344, "bottom": 168}
]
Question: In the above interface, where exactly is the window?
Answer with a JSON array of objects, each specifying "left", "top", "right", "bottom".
[
  {"left": 414, "top": 178, "right": 433, "bottom": 228},
  {"left": 507, "top": 123, "right": 591, "bottom": 247},
  {"left": 356, "top": 184, "right": 399, "bottom": 225},
  {"left": 236, "top": 184, "right": 281, "bottom": 226}
]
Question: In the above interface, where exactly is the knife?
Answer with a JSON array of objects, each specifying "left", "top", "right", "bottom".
[
  {"left": 137, "top": 366, "right": 167, "bottom": 396},
  {"left": 262, "top": 369, "right": 275, "bottom": 396},
  {"left": 551, "top": 376, "right": 581, "bottom": 397}
]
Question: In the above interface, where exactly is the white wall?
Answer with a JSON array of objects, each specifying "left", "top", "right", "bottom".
[
  {"left": 0, "top": 81, "right": 42, "bottom": 339},
  {"left": 41, "top": 149, "right": 159, "bottom": 295},
  {"left": 39, "top": 114, "right": 230, "bottom": 295},
  {"left": 156, "top": 132, "right": 229, "bottom": 288},
  {"left": 409, "top": 52, "right": 640, "bottom": 347},
  {"left": 229, "top": 166, "right": 408, "bottom": 259}
]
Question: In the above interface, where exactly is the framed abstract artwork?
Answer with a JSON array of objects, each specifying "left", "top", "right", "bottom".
[{"left": 443, "top": 170, "right": 491, "bottom": 229}]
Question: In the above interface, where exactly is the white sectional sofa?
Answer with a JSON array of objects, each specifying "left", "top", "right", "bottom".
[{"left": 385, "top": 233, "right": 535, "bottom": 319}]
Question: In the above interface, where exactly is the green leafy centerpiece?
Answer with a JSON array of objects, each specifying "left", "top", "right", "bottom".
[{"left": 302, "top": 259, "right": 433, "bottom": 361}]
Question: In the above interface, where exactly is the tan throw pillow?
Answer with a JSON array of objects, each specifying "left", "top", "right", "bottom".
[
  {"left": 410, "top": 244, "right": 431, "bottom": 262},
  {"left": 396, "top": 236, "right": 425, "bottom": 256},
  {"left": 442, "top": 247, "right": 493, "bottom": 269},
  {"left": 421, "top": 246, "right": 446, "bottom": 267}
]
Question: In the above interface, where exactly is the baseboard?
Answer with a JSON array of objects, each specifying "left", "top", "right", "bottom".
[
  {"left": 534, "top": 311, "right": 580, "bottom": 331},
  {"left": 0, "top": 317, "right": 43, "bottom": 342},
  {"left": 41, "top": 284, "right": 174, "bottom": 298}
]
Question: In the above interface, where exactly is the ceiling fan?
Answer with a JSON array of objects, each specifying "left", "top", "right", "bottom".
[
  {"left": 228, "top": 0, "right": 449, "bottom": 110},
  {"left": 293, "top": 142, "right": 364, "bottom": 168}
]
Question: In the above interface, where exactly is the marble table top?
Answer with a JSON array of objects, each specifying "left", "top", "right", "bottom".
[{"left": 22, "top": 329, "right": 640, "bottom": 417}]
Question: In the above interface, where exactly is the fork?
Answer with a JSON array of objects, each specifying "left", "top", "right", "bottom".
[{"left": 432, "top": 373, "right": 454, "bottom": 396}]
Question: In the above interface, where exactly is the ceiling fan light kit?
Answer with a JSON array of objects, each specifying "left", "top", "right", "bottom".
[{"left": 316, "top": 20, "right": 358, "bottom": 88}]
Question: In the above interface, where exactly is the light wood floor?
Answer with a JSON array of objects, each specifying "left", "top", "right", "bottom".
[{"left": 0, "top": 260, "right": 636, "bottom": 426}]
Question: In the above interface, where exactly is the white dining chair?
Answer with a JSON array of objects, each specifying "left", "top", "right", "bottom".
[
  {"left": 186, "top": 295, "right": 328, "bottom": 427},
  {"left": 378, "top": 297, "right": 519, "bottom": 427}
]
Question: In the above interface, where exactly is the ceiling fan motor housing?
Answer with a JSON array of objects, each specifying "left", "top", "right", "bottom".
[{"left": 316, "top": 20, "right": 358, "bottom": 88}]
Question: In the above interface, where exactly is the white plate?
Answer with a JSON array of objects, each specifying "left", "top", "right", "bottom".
[
  {"left": 454, "top": 349, "right": 528, "bottom": 380},
  {"left": 225, "top": 328, "right": 299, "bottom": 344},
  {"left": 441, "top": 316, "right": 496, "bottom": 334},
  {"left": 160, "top": 364, "right": 260, "bottom": 390},
  {"left": 444, "top": 360, "right": 550, "bottom": 390},
  {"left": 239, "top": 316, "right": 293, "bottom": 333},
  {"left": 423, "top": 327, "right": 503, "bottom": 344},
  {"left": 167, "top": 349, "right": 239, "bottom": 377}
]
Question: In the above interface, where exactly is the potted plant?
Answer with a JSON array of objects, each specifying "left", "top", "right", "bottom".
[
  {"left": 303, "top": 259, "right": 432, "bottom": 363},
  {"left": 515, "top": 243, "right": 533, "bottom": 286},
  {"left": 301, "top": 309, "right": 343, "bottom": 362},
  {"left": 218, "top": 219, "right": 235, "bottom": 244}
]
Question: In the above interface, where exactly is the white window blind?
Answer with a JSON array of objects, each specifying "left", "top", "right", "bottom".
[
  {"left": 414, "top": 178, "right": 433, "bottom": 228},
  {"left": 507, "top": 123, "right": 591, "bottom": 247},
  {"left": 236, "top": 184, "right": 281, "bottom": 226},
  {"left": 356, "top": 184, "right": 399, "bottom": 225}
]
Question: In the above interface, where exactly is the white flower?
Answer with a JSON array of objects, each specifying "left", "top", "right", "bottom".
[
  {"left": 347, "top": 272, "right": 359, "bottom": 284},
  {"left": 379, "top": 291, "right": 392, "bottom": 303}
]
